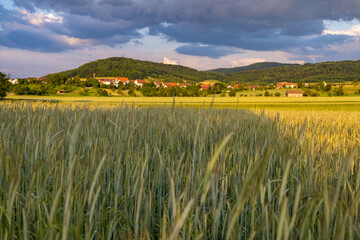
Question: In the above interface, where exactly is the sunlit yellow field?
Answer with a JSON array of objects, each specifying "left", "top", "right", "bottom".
[{"left": 7, "top": 95, "right": 360, "bottom": 111}]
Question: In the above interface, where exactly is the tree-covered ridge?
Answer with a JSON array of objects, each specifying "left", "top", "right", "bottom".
[
  {"left": 45, "top": 57, "right": 360, "bottom": 84},
  {"left": 207, "top": 62, "right": 299, "bottom": 73},
  {"left": 47, "top": 57, "right": 224, "bottom": 82},
  {"left": 228, "top": 60, "right": 360, "bottom": 84}
]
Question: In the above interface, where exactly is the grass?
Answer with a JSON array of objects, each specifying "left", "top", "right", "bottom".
[
  {"left": 200, "top": 80, "right": 222, "bottom": 85},
  {"left": 0, "top": 102, "right": 359, "bottom": 239},
  {"left": 7, "top": 95, "right": 360, "bottom": 111}
]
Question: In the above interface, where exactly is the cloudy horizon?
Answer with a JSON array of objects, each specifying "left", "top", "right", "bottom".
[{"left": 1, "top": 0, "right": 360, "bottom": 78}]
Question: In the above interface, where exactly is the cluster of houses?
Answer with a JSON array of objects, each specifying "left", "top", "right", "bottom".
[
  {"left": 99, "top": 77, "right": 200, "bottom": 89},
  {"left": 96, "top": 78, "right": 306, "bottom": 96},
  {"left": 8, "top": 76, "right": 307, "bottom": 97},
  {"left": 99, "top": 78, "right": 302, "bottom": 90},
  {"left": 8, "top": 79, "right": 18, "bottom": 84}
]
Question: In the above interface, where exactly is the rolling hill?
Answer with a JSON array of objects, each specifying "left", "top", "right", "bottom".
[
  {"left": 45, "top": 57, "right": 360, "bottom": 84},
  {"left": 207, "top": 62, "right": 300, "bottom": 73},
  {"left": 46, "top": 57, "right": 224, "bottom": 83}
]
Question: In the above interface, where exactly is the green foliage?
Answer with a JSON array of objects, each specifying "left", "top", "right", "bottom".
[
  {"left": 47, "top": 73, "right": 66, "bottom": 85},
  {"left": 229, "top": 89, "right": 236, "bottom": 97},
  {"left": 46, "top": 57, "right": 224, "bottom": 83},
  {"left": 303, "top": 89, "right": 313, "bottom": 97},
  {"left": 324, "top": 83, "right": 332, "bottom": 92},
  {"left": 44, "top": 58, "right": 360, "bottom": 88},
  {"left": 0, "top": 72, "right": 10, "bottom": 100},
  {"left": 311, "top": 92, "right": 320, "bottom": 97},
  {"left": 213, "top": 82, "right": 227, "bottom": 94},
  {"left": 12, "top": 85, "right": 48, "bottom": 95},
  {"left": 275, "top": 92, "right": 281, "bottom": 97},
  {"left": 79, "top": 88, "right": 90, "bottom": 96},
  {"left": 127, "top": 87, "right": 135, "bottom": 95},
  {"left": 96, "top": 89, "right": 109, "bottom": 96},
  {"left": 207, "top": 62, "right": 299, "bottom": 73},
  {"left": 228, "top": 60, "right": 360, "bottom": 84},
  {"left": 333, "top": 87, "right": 345, "bottom": 96}
]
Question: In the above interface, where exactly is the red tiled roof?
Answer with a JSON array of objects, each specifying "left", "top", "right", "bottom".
[
  {"left": 116, "top": 77, "right": 128, "bottom": 81},
  {"left": 163, "top": 83, "right": 179, "bottom": 87},
  {"left": 99, "top": 78, "right": 115, "bottom": 82},
  {"left": 286, "top": 90, "right": 303, "bottom": 94},
  {"left": 278, "top": 82, "right": 297, "bottom": 87}
]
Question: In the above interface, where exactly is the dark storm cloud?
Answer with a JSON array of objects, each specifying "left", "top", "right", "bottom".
[
  {"left": 12, "top": 0, "right": 360, "bottom": 22},
  {"left": 0, "top": 27, "right": 74, "bottom": 52},
  {"left": 2, "top": 0, "right": 360, "bottom": 54},
  {"left": 176, "top": 45, "right": 239, "bottom": 59},
  {"left": 151, "top": 23, "right": 350, "bottom": 51},
  {"left": 47, "top": 13, "right": 140, "bottom": 40}
]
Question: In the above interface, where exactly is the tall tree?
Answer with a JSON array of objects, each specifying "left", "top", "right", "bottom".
[{"left": 0, "top": 72, "right": 10, "bottom": 100}]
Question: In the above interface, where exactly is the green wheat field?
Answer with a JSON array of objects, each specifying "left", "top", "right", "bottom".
[{"left": 0, "top": 101, "right": 360, "bottom": 239}]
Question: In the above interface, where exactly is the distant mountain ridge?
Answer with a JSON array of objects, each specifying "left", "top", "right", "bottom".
[{"left": 207, "top": 62, "right": 300, "bottom": 73}]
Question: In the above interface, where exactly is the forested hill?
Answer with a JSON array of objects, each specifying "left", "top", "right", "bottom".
[
  {"left": 46, "top": 57, "right": 224, "bottom": 82},
  {"left": 46, "top": 57, "right": 360, "bottom": 84},
  {"left": 229, "top": 61, "right": 360, "bottom": 84},
  {"left": 207, "top": 62, "right": 299, "bottom": 73}
]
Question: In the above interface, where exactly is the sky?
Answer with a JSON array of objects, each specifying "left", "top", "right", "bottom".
[{"left": 1, "top": 0, "right": 360, "bottom": 78}]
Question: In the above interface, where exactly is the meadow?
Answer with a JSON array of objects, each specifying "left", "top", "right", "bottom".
[
  {"left": 0, "top": 101, "right": 359, "bottom": 239},
  {"left": 7, "top": 95, "right": 360, "bottom": 111}
]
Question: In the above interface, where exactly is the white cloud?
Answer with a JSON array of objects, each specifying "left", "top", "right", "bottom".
[
  {"left": 229, "top": 58, "right": 266, "bottom": 67},
  {"left": 163, "top": 57, "right": 178, "bottom": 65},
  {"left": 323, "top": 24, "right": 360, "bottom": 36},
  {"left": 60, "top": 35, "right": 93, "bottom": 47},
  {"left": 19, "top": 9, "right": 63, "bottom": 26}
]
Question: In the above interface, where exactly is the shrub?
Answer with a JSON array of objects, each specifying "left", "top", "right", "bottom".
[
  {"left": 128, "top": 88, "right": 135, "bottom": 95},
  {"left": 311, "top": 92, "right": 320, "bottom": 97},
  {"left": 274, "top": 92, "right": 281, "bottom": 97},
  {"left": 79, "top": 88, "right": 90, "bottom": 96},
  {"left": 97, "top": 89, "right": 109, "bottom": 96},
  {"left": 333, "top": 88, "right": 345, "bottom": 96},
  {"left": 229, "top": 89, "right": 236, "bottom": 97},
  {"left": 303, "top": 89, "right": 313, "bottom": 97},
  {"left": 0, "top": 72, "right": 10, "bottom": 100}
]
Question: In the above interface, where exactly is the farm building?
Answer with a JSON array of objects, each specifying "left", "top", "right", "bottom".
[
  {"left": 163, "top": 83, "right": 179, "bottom": 88},
  {"left": 134, "top": 79, "right": 146, "bottom": 87},
  {"left": 277, "top": 82, "right": 298, "bottom": 89},
  {"left": 8, "top": 79, "right": 18, "bottom": 84},
  {"left": 200, "top": 84, "right": 210, "bottom": 90},
  {"left": 115, "top": 77, "right": 129, "bottom": 84},
  {"left": 286, "top": 90, "right": 303, "bottom": 97}
]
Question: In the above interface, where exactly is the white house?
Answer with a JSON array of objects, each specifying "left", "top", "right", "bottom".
[
  {"left": 134, "top": 79, "right": 145, "bottom": 87},
  {"left": 9, "top": 79, "right": 18, "bottom": 84},
  {"left": 99, "top": 78, "right": 117, "bottom": 87}
]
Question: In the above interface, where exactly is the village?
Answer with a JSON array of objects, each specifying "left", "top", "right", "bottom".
[
  {"left": 8, "top": 74, "right": 350, "bottom": 97},
  {"left": 96, "top": 77, "right": 325, "bottom": 97}
]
